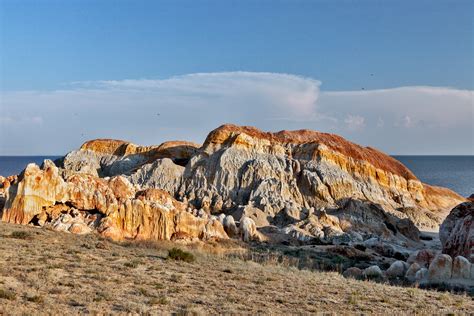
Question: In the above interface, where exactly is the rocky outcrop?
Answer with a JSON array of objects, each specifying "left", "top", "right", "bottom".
[
  {"left": 60, "top": 139, "right": 199, "bottom": 177},
  {"left": 176, "top": 125, "right": 464, "bottom": 230},
  {"left": 0, "top": 124, "right": 466, "bottom": 250},
  {"left": 1, "top": 161, "right": 228, "bottom": 242},
  {"left": 440, "top": 201, "right": 473, "bottom": 262}
]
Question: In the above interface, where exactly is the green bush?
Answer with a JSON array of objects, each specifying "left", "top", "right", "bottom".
[
  {"left": 167, "top": 248, "right": 195, "bottom": 263},
  {"left": 10, "top": 231, "right": 32, "bottom": 240}
]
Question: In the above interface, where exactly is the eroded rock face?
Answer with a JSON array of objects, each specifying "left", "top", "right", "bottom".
[
  {"left": 1, "top": 161, "right": 227, "bottom": 242},
  {"left": 1, "top": 124, "right": 465, "bottom": 250},
  {"left": 61, "top": 139, "right": 199, "bottom": 177},
  {"left": 176, "top": 125, "right": 463, "bottom": 230},
  {"left": 440, "top": 202, "right": 473, "bottom": 262}
]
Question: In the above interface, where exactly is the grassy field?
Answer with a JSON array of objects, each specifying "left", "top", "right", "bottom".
[{"left": 0, "top": 221, "right": 472, "bottom": 315}]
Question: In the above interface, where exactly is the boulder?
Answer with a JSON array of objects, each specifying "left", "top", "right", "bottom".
[
  {"left": 240, "top": 217, "right": 259, "bottom": 242},
  {"left": 407, "top": 249, "right": 436, "bottom": 268},
  {"left": 223, "top": 215, "right": 238, "bottom": 238},
  {"left": 385, "top": 260, "right": 408, "bottom": 279},
  {"left": 415, "top": 268, "right": 428, "bottom": 282},
  {"left": 363, "top": 265, "right": 383, "bottom": 279},
  {"left": 342, "top": 267, "right": 363, "bottom": 279},
  {"left": 452, "top": 256, "right": 471, "bottom": 279},
  {"left": 439, "top": 202, "right": 473, "bottom": 261},
  {"left": 428, "top": 254, "right": 452, "bottom": 283},
  {"left": 405, "top": 263, "right": 421, "bottom": 282}
]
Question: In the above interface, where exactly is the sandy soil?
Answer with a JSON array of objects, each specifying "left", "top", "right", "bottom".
[{"left": 0, "top": 222, "right": 472, "bottom": 315}]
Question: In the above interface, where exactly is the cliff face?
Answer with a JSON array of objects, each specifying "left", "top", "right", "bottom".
[
  {"left": 1, "top": 160, "right": 227, "bottom": 241},
  {"left": 177, "top": 124, "right": 464, "bottom": 229},
  {"left": 0, "top": 124, "right": 465, "bottom": 244}
]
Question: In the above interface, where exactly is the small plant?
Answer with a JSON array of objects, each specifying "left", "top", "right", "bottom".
[
  {"left": 10, "top": 231, "right": 32, "bottom": 240},
  {"left": 124, "top": 260, "right": 141, "bottom": 268},
  {"left": 137, "top": 287, "right": 150, "bottom": 296},
  {"left": 153, "top": 283, "right": 164, "bottom": 290},
  {"left": 0, "top": 288, "right": 16, "bottom": 300},
  {"left": 149, "top": 295, "right": 168, "bottom": 305},
  {"left": 169, "top": 274, "right": 182, "bottom": 283},
  {"left": 167, "top": 248, "right": 195, "bottom": 263},
  {"left": 26, "top": 295, "right": 44, "bottom": 304}
]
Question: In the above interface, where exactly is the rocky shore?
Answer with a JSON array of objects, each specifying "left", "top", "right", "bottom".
[{"left": 0, "top": 124, "right": 472, "bottom": 293}]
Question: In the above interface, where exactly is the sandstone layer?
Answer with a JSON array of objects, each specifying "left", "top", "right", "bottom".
[
  {"left": 1, "top": 124, "right": 465, "bottom": 247},
  {"left": 1, "top": 160, "right": 227, "bottom": 241}
]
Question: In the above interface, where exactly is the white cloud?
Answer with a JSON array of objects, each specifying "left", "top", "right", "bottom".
[
  {"left": 344, "top": 115, "right": 366, "bottom": 131},
  {"left": 0, "top": 72, "right": 472, "bottom": 155}
]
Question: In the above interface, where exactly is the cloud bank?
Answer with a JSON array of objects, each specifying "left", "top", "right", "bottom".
[{"left": 0, "top": 72, "right": 472, "bottom": 155}]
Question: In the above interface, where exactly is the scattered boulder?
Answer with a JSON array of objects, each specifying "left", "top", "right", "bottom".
[
  {"left": 407, "top": 249, "right": 436, "bottom": 268},
  {"left": 428, "top": 254, "right": 452, "bottom": 283},
  {"left": 342, "top": 267, "right": 363, "bottom": 279},
  {"left": 405, "top": 262, "right": 421, "bottom": 282},
  {"left": 385, "top": 260, "right": 408, "bottom": 279},
  {"left": 223, "top": 215, "right": 238, "bottom": 238},
  {"left": 240, "top": 217, "right": 259, "bottom": 242},
  {"left": 415, "top": 268, "right": 428, "bottom": 282},
  {"left": 452, "top": 256, "right": 471, "bottom": 279},
  {"left": 363, "top": 265, "right": 383, "bottom": 279}
]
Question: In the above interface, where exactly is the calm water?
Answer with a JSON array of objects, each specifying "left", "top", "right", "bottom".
[
  {"left": 0, "top": 156, "right": 61, "bottom": 178},
  {"left": 394, "top": 156, "right": 474, "bottom": 198},
  {"left": 0, "top": 155, "right": 472, "bottom": 197}
]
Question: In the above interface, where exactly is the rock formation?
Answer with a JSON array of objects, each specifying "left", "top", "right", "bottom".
[
  {"left": 1, "top": 161, "right": 228, "bottom": 241},
  {"left": 0, "top": 124, "right": 466, "bottom": 249},
  {"left": 440, "top": 201, "right": 473, "bottom": 262},
  {"left": 176, "top": 125, "right": 463, "bottom": 230}
]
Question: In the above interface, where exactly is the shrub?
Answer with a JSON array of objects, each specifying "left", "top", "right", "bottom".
[
  {"left": 0, "top": 288, "right": 16, "bottom": 300},
  {"left": 167, "top": 248, "right": 195, "bottom": 263},
  {"left": 10, "top": 231, "right": 32, "bottom": 240},
  {"left": 26, "top": 295, "right": 44, "bottom": 304},
  {"left": 149, "top": 296, "right": 168, "bottom": 305}
]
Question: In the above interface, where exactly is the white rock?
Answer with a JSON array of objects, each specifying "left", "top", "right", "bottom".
[
  {"left": 452, "top": 256, "right": 471, "bottom": 279},
  {"left": 386, "top": 260, "right": 407, "bottom": 279},
  {"left": 218, "top": 213, "right": 226, "bottom": 224},
  {"left": 428, "top": 254, "right": 452, "bottom": 283},
  {"left": 240, "top": 217, "right": 258, "bottom": 242},
  {"left": 223, "top": 215, "right": 239, "bottom": 238},
  {"left": 415, "top": 268, "right": 428, "bottom": 282},
  {"left": 363, "top": 265, "right": 383, "bottom": 279}
]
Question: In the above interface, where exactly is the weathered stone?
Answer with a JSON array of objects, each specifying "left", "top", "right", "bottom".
[
  {"left": 177, "top": 124, "right": 464, "bottom": 231},
  {"left": 407, "top": 249, "right": 436, "bottom": 268},
  {"left": 405, "top": 263, "right": 421, "bottom": 282},
  {"left": 363, "top": 265, "right": 383, "bottom": 279},
  {"left": 342, "top": 267, "right": 363, "bottom": 279},
  {"left": 223, "top": 215, "right": 239, "bottom": 238},
  {"left": 385, "top": 260, "right": 407, "bottom": 279},
  {"left": 428, "top": 254, "right": 453, "bottom": 283},
  {"left": 439, "top": 202, "right": 473, "bottom": 261},
  {"left": 415, "top": 268, "right": 428, "bottom": 282},
  {"left": 240, "top": 217, "right": 259, "bottom": 242},
  {"left": 2, "top": 160, "right": 228, "bottom": 242},
  {"left": 452, "top": 256, "right": 471, "bottom": 279}
]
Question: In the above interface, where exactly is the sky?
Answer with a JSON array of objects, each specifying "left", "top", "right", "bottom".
[{"left": 0, "top": 0, "right": 473, "bottom": 155}]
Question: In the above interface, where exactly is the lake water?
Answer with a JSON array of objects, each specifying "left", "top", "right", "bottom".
[
  {"left": 393, "top": 156, "right": 473, "bottom": 198},
  {"left": 0, "top": 155, "right": 472, "bottom": 197}
]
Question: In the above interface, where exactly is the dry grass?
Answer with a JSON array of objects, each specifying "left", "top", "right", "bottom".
[{"left": 0, "top": 222, "right": 472, "bottom": 315}]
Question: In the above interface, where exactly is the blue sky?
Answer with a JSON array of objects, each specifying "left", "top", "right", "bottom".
[
  {"left": 0, "top": 1, "right": 473, "bottom": 155},
  {"left": 1, "top": 0, "right": 472, "bottom": 91}
]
